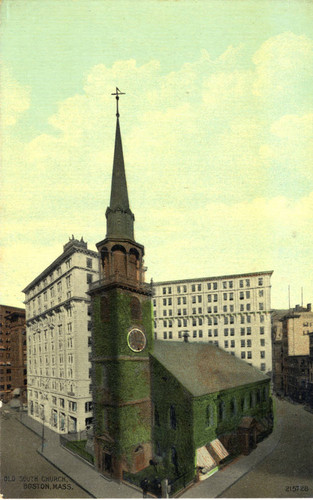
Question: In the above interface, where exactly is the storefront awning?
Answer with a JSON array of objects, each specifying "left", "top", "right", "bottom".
[
  {"left": 209, "top": 439, "right": 229, "bottom": 460},
  {"left": 196, "top": 445, "right": 217, "bottom": 470}
]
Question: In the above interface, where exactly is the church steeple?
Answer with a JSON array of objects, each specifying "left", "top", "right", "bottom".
[{"left": 106, "top": 89, "right": 135, "bottom": 240}]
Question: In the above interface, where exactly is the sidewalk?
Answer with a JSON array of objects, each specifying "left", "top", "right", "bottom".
[
  {"left": 181, "top": 413, "right": 283, "bottom": 498},
  {"left": 15, "top": 409, "right": 282, "bottom": 499},
  {"left": 17, "top": 411, "right": 143, "bottom": 498}
]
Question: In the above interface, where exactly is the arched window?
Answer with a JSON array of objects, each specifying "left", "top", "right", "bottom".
[
  {"left": 230, "top": 397, "right": 237, "bottom": 416},
  {"left": 171, "top": 446, "right": 178, "bottom": 467},
  {"left": 170, "top": 405, "right": 177, "bottom": 430},
  {"left": 154, "top": 405, "right": 160, "bottom": 427},
  {"left": 206, "top": 404, "right": 214, "bottom": 427},
  {"left": 131, "top": 296, "right": 141, "bottom": 320},
  {"left": 218, "top": 400, "right": 225, "bottom": 421},
  {"left": 112, "top": 244, "right": 126, "bottom": 276}
]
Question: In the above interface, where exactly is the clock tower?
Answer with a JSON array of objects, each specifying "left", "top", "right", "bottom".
[{"left": 89, "top": 89, "right": 153, "bottom": 480}]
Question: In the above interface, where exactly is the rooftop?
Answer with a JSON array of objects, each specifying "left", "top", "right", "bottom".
[
  {"left": 153, "top": 270, "right": 274, "bottom": 287},
  {"left": 152, "top": 341, "right": 268, "bottom": 397}
]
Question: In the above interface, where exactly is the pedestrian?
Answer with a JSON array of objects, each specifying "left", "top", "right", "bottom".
[{"left": 140, "top": 478, "right": 149, "bottom": 498}]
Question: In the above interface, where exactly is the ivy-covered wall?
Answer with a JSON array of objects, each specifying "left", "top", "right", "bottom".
[
  {"left": 193, "top": 381, "right": 272, "bottom": 448},
  {"left": 151, "top": 357, "right": 195, "bottom": 476}
]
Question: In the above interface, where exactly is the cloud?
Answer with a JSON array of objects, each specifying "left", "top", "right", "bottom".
[{"left": 1, "top": 65, "right": 30, "bottom": 128}]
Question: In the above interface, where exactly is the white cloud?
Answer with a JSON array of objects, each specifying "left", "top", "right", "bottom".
[{"left": 0, "top": 65, "right": 30, "bottom": 128}]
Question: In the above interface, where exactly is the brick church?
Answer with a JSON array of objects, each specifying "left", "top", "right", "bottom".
[{"left": 89, "top": 90, "right": 273, "bottom": 488}]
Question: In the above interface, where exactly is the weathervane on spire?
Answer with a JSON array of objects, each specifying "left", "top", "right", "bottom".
[{"left": 111, "top": 87, "right": 125, "bottom": 118}]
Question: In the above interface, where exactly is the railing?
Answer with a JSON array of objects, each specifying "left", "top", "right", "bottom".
[{"left": 89, "top": 274, "right": 152, "bottom": 293}]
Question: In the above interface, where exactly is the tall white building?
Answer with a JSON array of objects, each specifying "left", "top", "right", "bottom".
[
  {"left": 153, "top": 271, "right": 273, "bottom": 373},
  {"left": 23, "top": 237, "right": 99, "bottom": 433}
]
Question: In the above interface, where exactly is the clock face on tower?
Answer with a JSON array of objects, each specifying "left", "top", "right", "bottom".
[{"left": 127, "top": 328, "right": 146, "bottom": 352}]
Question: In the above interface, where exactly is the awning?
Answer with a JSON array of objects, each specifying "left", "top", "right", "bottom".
[
  {"left": 196, "top": 446, "right": 217, "bottom": 470},
  {"left": 209, "top": 439, "right": 229, "bottom": 460}
]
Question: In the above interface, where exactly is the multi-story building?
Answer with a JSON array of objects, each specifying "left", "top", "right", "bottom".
[
  {"left": 23, "top": 237, "right": 99, "bottom": 433},
  {"left": 272, "top": 303, "right": 313, "bottom": 402},
  {"left": 153, "top": 271, "right": 273, "bottom": 373},
  {"left": 0, "top": 305, "right": 26, "bottom": 403}
]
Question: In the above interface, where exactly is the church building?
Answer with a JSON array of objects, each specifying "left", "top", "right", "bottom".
[{"left": 89, "top": 90, "right": 273, "bottom": 487}]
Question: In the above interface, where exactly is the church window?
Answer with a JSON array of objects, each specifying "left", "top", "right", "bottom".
[
  {"left": 131, "top": 297, "right": 141, "bottom": 320},
  {"left": 218, "top": 400, "right": 225, "bottom": 421},
  {"left": 230, "top": 398, "right": 237, "bottom": 415},
  {"left": 206, "top": 404, "right": 214, "bottom": 426},
  {"left": 170, "top": 405, "right": 177, "bottom": 430}
]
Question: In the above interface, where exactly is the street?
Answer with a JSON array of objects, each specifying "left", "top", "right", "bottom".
[
  {"left": 0, "top": 410, "right": 91, "bottom": 499},
  {"left": 220, "top": 398, "right": 313, "bottom": 497}
]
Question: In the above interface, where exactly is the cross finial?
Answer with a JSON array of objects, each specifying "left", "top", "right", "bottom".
[{"left": 111, "top": 87, "right": 125, "bottom": 118}]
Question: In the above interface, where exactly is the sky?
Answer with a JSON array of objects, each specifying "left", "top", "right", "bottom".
[{"left": 1, "top": 0, "right": 313, "bottom": 309}]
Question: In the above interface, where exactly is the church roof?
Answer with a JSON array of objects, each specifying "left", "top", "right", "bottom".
[{"left": 152, "top": 341, "right": 268, "bottom": 397}]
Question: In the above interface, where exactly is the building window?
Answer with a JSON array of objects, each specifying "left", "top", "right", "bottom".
[
  {"left": 260, "top": 339, "right": 265, "bottom": 346},
  {"left": 169, "top": 331, "right": 173, "bottom": 339},
  {"left": 260, "top": 327, "right": 264, "bottom": 335},
  {"left": 246, "top": 279, "right": 250, "bottom": 287},
  {"left": 177, "top": 286, "right": 181, "bottom": 293},
  {"left": 69, "top": 401, "right": 77, "bottom": 412},
  {"left": 192, "top": 285, "right": 196, "bottom": 292},
  {"left": 163, "top": 332, "right": 167, "bottom": 339},
  {"left": 168, "top": 287, "right": 172, "bottom": 294},
  {"left": 231, "top": 340, "right": 235, "bottom": 348},
  {"left": 260, "top": 363, "right": 266, "bottom": 372},
  {"left": 247, "top": 351, "right": 252, "bottom": 359},
  {"left": 86, "top": 273, "right": 92, "bottom": 284},
  {"left": 170, "top": 405, "right": 177, "bottom": 430},
  {"left": 86, "top": 258, "right": 92, "bottom": 269},
  {"left": 218, "top": 400, "right": 225, "bottom": 421},
  {"left": 259, "top": 303, "right": 264, "bottom": 310},
  {"left": 206, "top": 404, "right": 214, "bottom": 426},
  {"left": 260, "top": 351, "right": 265, "bottom": 358},
  {"left": 85, "top": 401, "right": 93, "bottom": 412},
  {"left": 259, "top": 289, "right": 264, "bottom": 297},
  {"left": 207, "top": 283, "right": 211, "bottom": 290},
  {"left": 224, "top": 340, "right": 229, "bottom": 348},
  {"left": 193, "top": 330, "right": 197, "bottom": 338},
  {"left": 214, "top": 294, "right": 218, "bottom": 302},
  {"left": 241, "top": 340, "right": 245, "bottom": 347},
  {"left": 162, "top": 287, "right": 166, "bottom": 295},
  {"left": 247, "top": 327, "right": 251, "bottom": 335},
  {"left": 208, "top": 295, "right": 212, "bottom": 303},
  {"left": 199, "top": 330, "right": 203, "bottom": 338},
  {"left": 241, "top": 352, "right": 246, "bottom": 359},
  {"left": 258, "top": 278, "right": 263, "bottom": 286},
  {"left": 247, "top": 339, "right": 252, "bottom": 347}
]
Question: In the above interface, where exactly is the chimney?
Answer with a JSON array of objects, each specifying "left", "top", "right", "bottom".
[{"left": 307, "top": 303, "right": 312, "bottom": 311}]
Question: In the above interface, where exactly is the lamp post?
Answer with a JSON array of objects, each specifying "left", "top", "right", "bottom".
[{"left": 41, "top": 409, "right": 45, "bottom": 453}]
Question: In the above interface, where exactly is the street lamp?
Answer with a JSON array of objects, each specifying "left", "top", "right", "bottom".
[{"left": 41, "top": 408, "right": 45, "bottom": 453}]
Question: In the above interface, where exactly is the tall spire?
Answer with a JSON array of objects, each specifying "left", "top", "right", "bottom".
[{"left": 106, "top": 89, "right": 135, "bottom": 240}]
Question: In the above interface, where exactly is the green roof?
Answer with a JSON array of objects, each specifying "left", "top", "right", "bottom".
[{"left": 152, "top": 341, "right": 269, "bottom": 397}]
